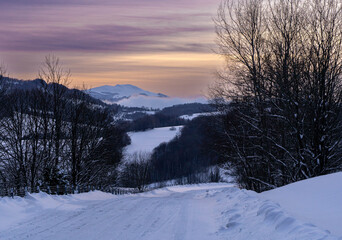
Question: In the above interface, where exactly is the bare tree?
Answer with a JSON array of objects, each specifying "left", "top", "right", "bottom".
[
  {"left": 212, "top": 0, "right": 342, "bottom": 191},
  {"left": 0, "top": 90, "right": 49, "bottom": 189},
  {"left": 38, "top": 55, "right": 71, "bottom": 184},
  {"left": 0, "top": 91, "right": 31, "bottom": 188},
  {"left": 0, "top": 62, "right": 8, "bottom": 109},
  {"left": 213, "top": 0, "right": 276, "bottom": 191},
  {"left": 117, "top": 152, "right": 151, "bottom": 191},
  {"left": 25, "top": 89, "right": 50, "bottom": 189},
  {"left": 67, "top": 87, "right": 105, "bottom": 186},
  {"left": 214, "top": 0, "right": 267, "bottom": 100},
  {"left": 0, "top": 63, "right": 9, "bottom": 186},
  {"left": 302, "top": 0, "right": 342, "bottom": 176}
]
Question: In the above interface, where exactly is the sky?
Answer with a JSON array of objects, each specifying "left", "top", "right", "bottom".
[{"left": 0, "top": 0, "right": 222, "bottom": 97}]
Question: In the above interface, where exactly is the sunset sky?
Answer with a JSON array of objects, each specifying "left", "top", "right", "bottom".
[{"left": 0, "top": 0, "right": 222, "bottom": 97}]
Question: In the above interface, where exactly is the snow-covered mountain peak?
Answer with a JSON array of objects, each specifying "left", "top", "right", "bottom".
[
  {"left": 98, "top": 84, "right": 141, "bottom": 91},
  {"left": 88, "top": 84, "right": 207, "bottom": 109},
  {"left": 88, "top": 84, "right": 168, "bottom": 102}
]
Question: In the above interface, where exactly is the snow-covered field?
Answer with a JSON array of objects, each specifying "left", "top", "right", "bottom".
[
  {"left": 1, "top": 174, "right": 341, "bottom": 240},
  {"left": 124, "top": 126, "right": 183, "bottom": 155}
]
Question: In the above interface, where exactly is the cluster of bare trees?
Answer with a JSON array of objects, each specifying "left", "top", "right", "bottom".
[
  {"left": 0, "top": 56, "right": 129, "bottom": 190},
  {"left": 212, "top": 0, "right": 342, "bottom": 191},
  {"left": 117, "top": 152, "right": 151, "bottom": 191}
]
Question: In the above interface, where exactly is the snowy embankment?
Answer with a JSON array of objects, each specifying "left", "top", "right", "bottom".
[
  {"left": 1, "top": 174, "right": 341, "bottom": 240},
  {"left": 124, "top": 126, "right": 183, "bottom": 156},
  {"left": 260, "top": 172, "right": 342, "bottom": 237}
]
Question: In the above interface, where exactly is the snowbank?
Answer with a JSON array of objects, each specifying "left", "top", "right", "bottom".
[
  {"left": 0, "top": 191, "right": 115, "bottom": 231},
  {"left": 217, "top": 187, "right": 339, "bottom": 240},
  {"left": 261, "top": 172, "right": 342, "bottom": 237}
]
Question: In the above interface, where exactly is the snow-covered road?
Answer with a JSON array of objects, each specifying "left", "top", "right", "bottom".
[
  {"left": 0, "top": 182, "right": 340, "bottom": 240},
  {"left": 0, "top": 184, "right": 229, "bottom": 240}
]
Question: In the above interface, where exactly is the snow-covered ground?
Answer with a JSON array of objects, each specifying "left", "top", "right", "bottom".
[
  {"left": 0, "top": 191, "right": 116, "bottom": 234},
  {"left": 261, "top": 172, "right": 342, "bottom": 237},
  {"left": 1, "top": 174, "right": 341, "bottom": 240},
  {"left": 124, "top": 126, "right": 183, "bottom": 155},
  {"left": 179, "top": 112, "right": 219, "bottom": 120}
]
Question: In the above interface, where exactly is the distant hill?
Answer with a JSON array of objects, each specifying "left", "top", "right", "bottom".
[
  {"left": 88, "top": 84, "right": 208, "bottom": 109},
  {"left": 88, "top": 84, "right": 168, "bottom": 103}
]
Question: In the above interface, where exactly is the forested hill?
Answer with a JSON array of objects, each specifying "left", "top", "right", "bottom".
[
  {"left": 0, "top": 72, "right": 130, "bottom": 190},
  {"left": 1, "top": 77, "right": 105, "bottom": 106}
]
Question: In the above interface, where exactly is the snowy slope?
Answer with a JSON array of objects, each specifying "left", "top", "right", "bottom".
[
  {"left": 125, "top": 126, "right": 183, "bottom": 155},
  {"left": 261, "top": 172, "right": 342, "bottom": 236},
  {"left": 88, "top": 84, "right": 167, "bottom": 102},
  {"left": 117, "top": 95, "right": 208, "bottom": 109},
  {"left": 0, "top": 182, "right": 340, "bottom": 240}
]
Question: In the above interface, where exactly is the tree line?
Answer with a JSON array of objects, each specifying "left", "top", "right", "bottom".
[
  {"left": 117, "top": 116, "right": 222, "bottom": 190},
  {"left": 211, "top": 0, "right": 342, "bottom": 192},
  {"left": 0, "top": 56, "right": 130, "bottom": 190},
  {"left": 127, "top": 103, "right": 213, "bottom": 132},
  {"left": 149, "top": 116, "right": 220, "bottom": 183}
]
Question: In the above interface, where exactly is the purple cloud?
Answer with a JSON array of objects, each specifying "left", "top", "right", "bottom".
[
  {"left": 0, "top": 0, "right": 219, "bottom": 54},
  {"left": 0, "top": 24, "right": 214, "bottom": 53},
  {"left": 0, "top": 0, "right": 221, "bottom": 96}
]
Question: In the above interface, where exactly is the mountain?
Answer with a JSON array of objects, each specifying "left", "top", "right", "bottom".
[
  {"left": 88, "top": 84, "right": 168, "bottom": 103},
  {"left": 88, "top": 84, "right": 208, "bottom": 109}
]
